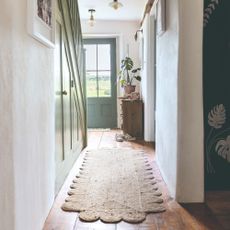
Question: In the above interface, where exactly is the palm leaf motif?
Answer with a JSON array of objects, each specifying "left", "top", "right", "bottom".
[
  {"left": 203, "top": 0, "right": 222, "bottom": 27},
  {"left": 215, "top": 136, "right": 230, "bottom": 162},
  {"left": 208, "top": 104, "right": 226, "bottom": 129}
]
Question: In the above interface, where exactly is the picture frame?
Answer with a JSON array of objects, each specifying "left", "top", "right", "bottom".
[
  {"left": 27, "top": 0, "right": 55, "bottom": 48},
  {"left": 156, "top": 0, "right": 166, "bottom": 36}
]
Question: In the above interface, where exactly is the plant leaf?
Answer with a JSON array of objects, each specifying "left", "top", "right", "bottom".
[
  {"left": 120, "top": 79, "right": 126, "bottom": 87},
  {"left": 134, "top": 76, "right": 141, "bottom": 81},
  {"left": 215, "top": 136, "right": 230, "bottom": 162},
  {"left": 208, "top": 104, "right": 226, "bottom": 129}
]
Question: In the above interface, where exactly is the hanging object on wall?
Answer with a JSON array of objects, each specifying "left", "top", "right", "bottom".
[
  {"left": 88, "top": 9, "right": 96, "bottom": 27},
  {"left": 134, "top": 29, "right": 143, "bottom": 41},
  {"left": 156, "top": 0, "right": 166, "bottom": 36},
  {"left": 109, "top": 0, "right": 123, "bottom": 10}
]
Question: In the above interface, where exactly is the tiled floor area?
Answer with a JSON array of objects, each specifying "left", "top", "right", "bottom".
[{"left": 43, "top": 130, "right": 230, "bottom": 230}]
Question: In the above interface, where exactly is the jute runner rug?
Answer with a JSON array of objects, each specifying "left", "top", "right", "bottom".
[{"left": 62, "top": 148, "right": 166, "bottom": 223}]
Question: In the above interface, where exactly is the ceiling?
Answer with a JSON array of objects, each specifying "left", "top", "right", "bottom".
[{"left": 78, "top": 0, "right": 147, "bottom": 21}]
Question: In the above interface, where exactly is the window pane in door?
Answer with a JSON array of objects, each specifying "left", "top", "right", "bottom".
[
  {"left": 98, "top": 44, "right": 111, "bottom": 71},
  {"left": 84, "top": 45, "right": 96, "bottom": 71},
  {"left": 98, "top": 71, "right": 111, "bottom": 97},
  {"left": 86, "top": 71, "right": 97, "bottom": 97}
]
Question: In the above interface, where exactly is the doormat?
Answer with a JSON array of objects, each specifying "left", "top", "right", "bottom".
[{"left": 62, "top": 148, "right": 166, "bottom": 223}]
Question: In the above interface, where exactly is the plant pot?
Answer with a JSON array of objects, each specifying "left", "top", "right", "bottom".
[{"left": 124, "top": 85, "right": 136, "bottom": 94}]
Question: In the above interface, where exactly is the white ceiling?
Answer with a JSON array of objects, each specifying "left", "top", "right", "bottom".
[{"left": 78, "top": 0, "right": 147, "bottom": 21}]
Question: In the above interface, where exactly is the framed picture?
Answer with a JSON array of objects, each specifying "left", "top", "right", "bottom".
[
  {"left": 156, "top": 0, "right": 166, "bottom": 36},
  {"left": 27, "top": 0, "right": 55, "bottom": 48}
]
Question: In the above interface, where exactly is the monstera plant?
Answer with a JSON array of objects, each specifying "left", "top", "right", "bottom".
[{"left": 118, "top": 57, "right": 141, "bottom": 94}]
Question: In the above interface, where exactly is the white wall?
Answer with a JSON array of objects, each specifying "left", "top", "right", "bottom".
[
  {"left": 154, "top": 0, "right": 179, "bottom": 199},
  {"left": 141, "top": 14, "right": 156, "bottom": 142},
  {"left": 154, "top": 0, "right": 204, "bottom": 202},
  {"left": 177, "top": 0, "right": 204, "bottom": 202},
  {"left": 0, "top": 3, "right": 15, "bottom": 229},
  {"left": 0, "top": 0, "right": 55, "bottom": 229}
]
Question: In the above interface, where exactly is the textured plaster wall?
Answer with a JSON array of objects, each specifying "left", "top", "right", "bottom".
[
  {"left": 141, "top": 15, "right": 155, "bottom": 142},
  {"left": 155, "top": 0, "right": 204, "bottom": 202},
  {"left": 177, "top": 0, "right": 204, "bottom": 202},
  {"left": 155, "top": 0, "right": 179, "bottom": 199},
  {"left": 0, "top": 0, "right": 55, "bottom": 229},
  {"left": 0, "top": 2, "right": 15, "bottom": 229}
]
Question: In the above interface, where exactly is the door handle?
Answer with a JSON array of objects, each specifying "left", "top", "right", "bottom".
[{"left": 62, "top": 90, "right": 67, "bottom": 95}]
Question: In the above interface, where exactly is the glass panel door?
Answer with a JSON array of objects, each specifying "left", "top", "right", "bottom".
[{"left": 84, "top": 38, "right": 117, "bottom": 128}]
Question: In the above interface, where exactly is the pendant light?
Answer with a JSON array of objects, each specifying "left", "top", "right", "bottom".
[
  {"left": 88, "top": 9, "right": 96, "bottom": 27},
  {"left": 109, "top": 0, "right": 123, "bottom": 10}
]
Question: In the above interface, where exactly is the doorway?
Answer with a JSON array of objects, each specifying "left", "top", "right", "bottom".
[{"left": 83, "top": 38, "right": 117, "bottom": 129}]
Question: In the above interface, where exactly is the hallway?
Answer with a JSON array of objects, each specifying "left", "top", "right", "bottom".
[
  {"left": 43, "top": 130, "right": 228, "bottom": 230},
  {"left": 1, "top": 0, "right": 230, "bottom": 229}
]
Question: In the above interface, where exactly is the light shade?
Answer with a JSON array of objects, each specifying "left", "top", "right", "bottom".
[
  {"left": 88, "top": 9, "right": 96, "bottom": 27},
  {"left": 109, "top": 0, "right": 123, "bottom": 10}
]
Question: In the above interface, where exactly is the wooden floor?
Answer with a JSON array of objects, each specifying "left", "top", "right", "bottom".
[{"left": 43, "top": 130, "right": 230, "bottom": 230}]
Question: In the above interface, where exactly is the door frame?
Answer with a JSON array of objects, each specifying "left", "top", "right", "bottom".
[
  {"left": 141, "top": 14, "right": 156, "bottom": 142},
  {"left": 83, "top": 34, "right": 122, "bottom": 128},
  {"left": 83, "top": 38, "right": 117, "bottom": 128}
]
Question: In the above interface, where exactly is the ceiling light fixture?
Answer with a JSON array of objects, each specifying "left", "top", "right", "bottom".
[
  {"left": 88, "top": 9, "right": 96, "bottom": 27},
  {"left": 109, "top": 0, "right": 123, "bottom": 10}
]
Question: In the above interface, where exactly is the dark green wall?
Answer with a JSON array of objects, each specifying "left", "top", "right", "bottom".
[{"left": 203, "top": 0, "right": 230, "bottom": 190}]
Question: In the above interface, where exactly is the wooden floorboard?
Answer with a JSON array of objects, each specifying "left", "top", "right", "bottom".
[{"left": 43, "top": 130, "right": 230, "bottom": 230}]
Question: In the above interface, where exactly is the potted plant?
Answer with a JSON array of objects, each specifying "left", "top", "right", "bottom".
[{"left": 118, "top": 57, "right": 141, "bottom": 94}]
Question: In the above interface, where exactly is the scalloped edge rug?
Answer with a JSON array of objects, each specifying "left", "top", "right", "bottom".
[{"left": 62, "top": 148, "right": 166, "bottom": 223}]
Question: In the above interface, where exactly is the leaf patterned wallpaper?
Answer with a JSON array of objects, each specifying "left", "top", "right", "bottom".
[{"left": 203, "top": 0, "right": 230, "bottom": 189}]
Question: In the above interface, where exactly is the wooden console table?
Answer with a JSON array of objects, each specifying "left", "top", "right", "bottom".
[{"left": 121, "top": 99, "right": 144, "bottom": 139}]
